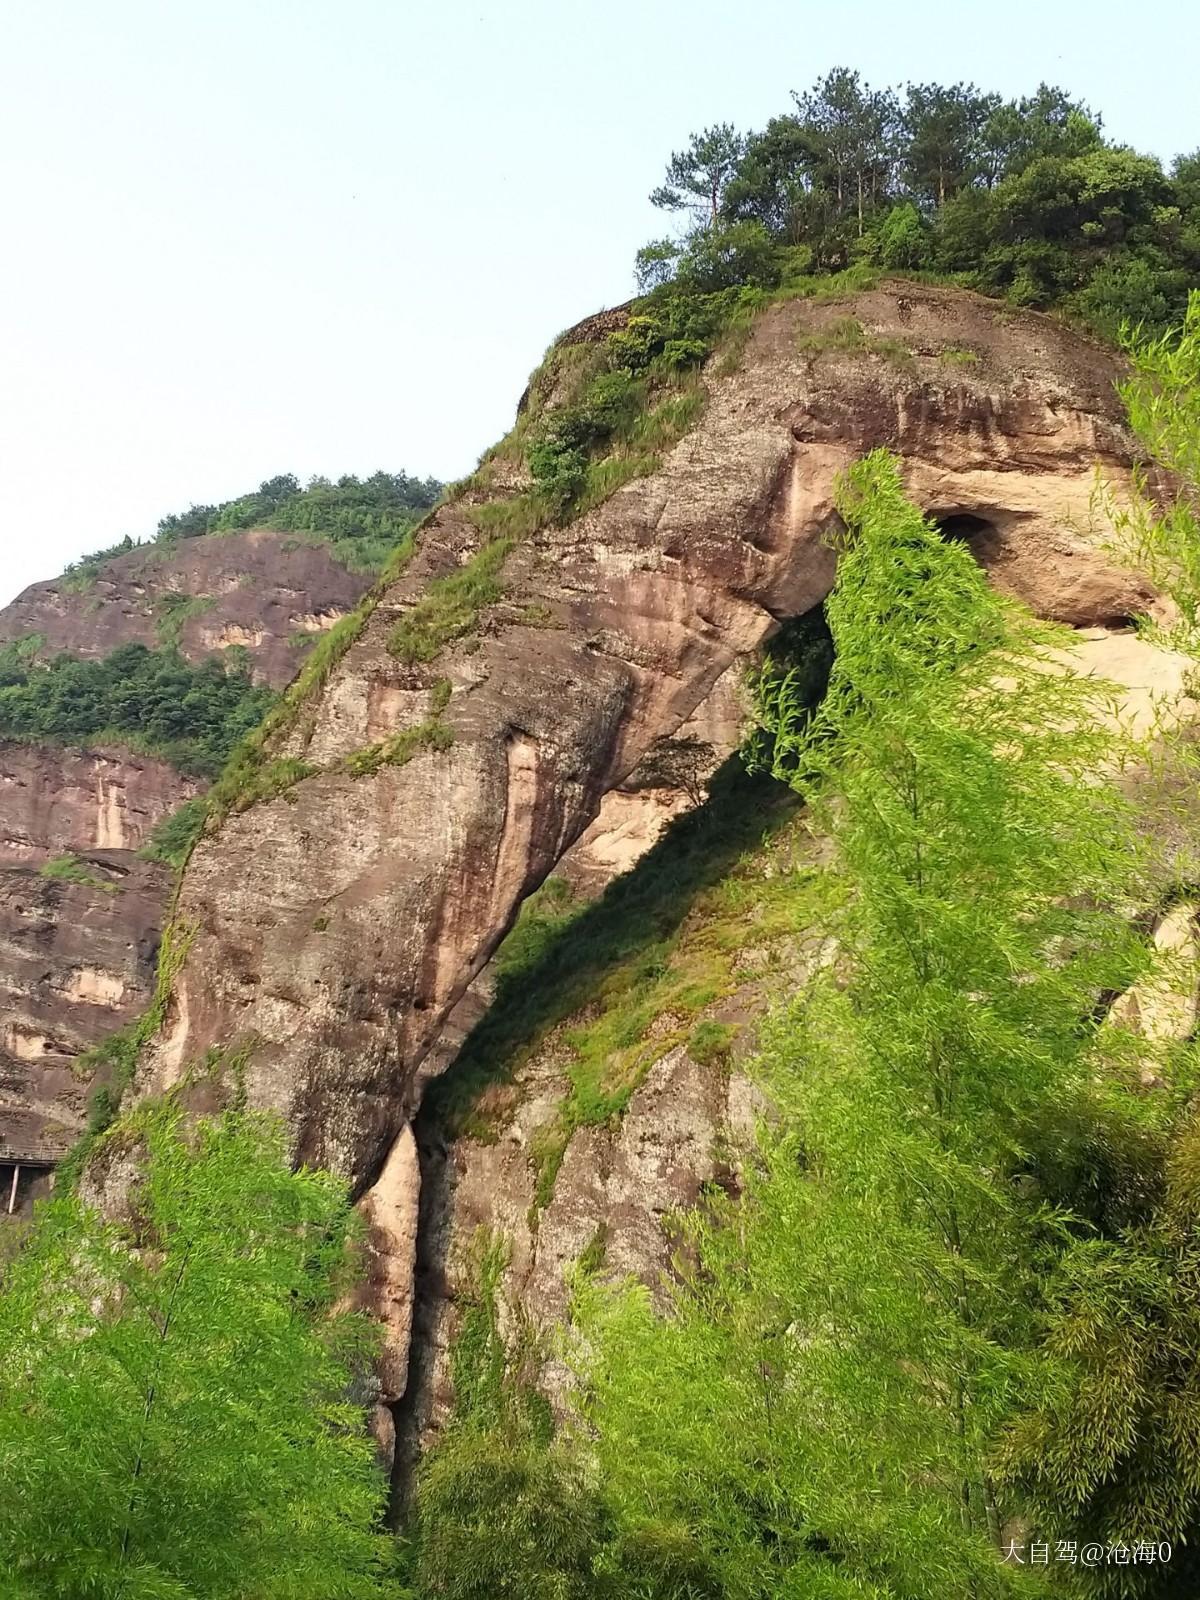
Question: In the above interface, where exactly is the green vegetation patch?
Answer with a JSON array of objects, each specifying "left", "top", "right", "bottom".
[
  {"left": 138, "top": 795, "right": 209, "bottom": 871},
  {"left": 526, "top": 841, "right": 805, "bottom": 1213},
  {"left": 633, "top": 72, "right": 1200, "bottom": 345},
  {"left": 0, "top": 634, "right": 45, "bottom": 677},
  {"left": 180, "top": 468, "right": 443, "bottom": 573},
  {"left": 39, "top": 853, "right": 118, "bottom": 894},
  {"left": 387, "top": 535, "right": 518, "bottom": 664},
  {"left": 220, "top": 756, "right": 316, "bottom": 814},
  {"left": 58, "top": 538, "right": 141, "bottom": 592},
  {"left": 343, "top": 678, "right": 454, "bottom": 776},
  {"left": 796, "top": 315, "right": 914, "bottom": 366},
  {"left": 58, "top": 470, "right": 444, "bottom": 591},
  {"left": 1, "top": 1104, "right": 389, "bottom": 1588},
  {"left": 0, "top": 639, "right": 275, "bottom": 779},
  {"left": 343, "top": 718, "right": 453, "bottom": 778},
  {"left": 152, "top": 592, "right": 217, "bottom": 649},
  {"left": 687, "top": 1017, "right": 738, "bottom": 1068}
]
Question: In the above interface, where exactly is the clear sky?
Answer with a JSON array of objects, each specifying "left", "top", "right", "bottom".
[{"left": 1, "top": 0, "right": 1194, "bottom": 606}]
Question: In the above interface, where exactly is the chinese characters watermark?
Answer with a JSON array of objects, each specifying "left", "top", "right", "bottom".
[{"left": 1004, "top": 1540, "right": 1172, "bottom": 1568}]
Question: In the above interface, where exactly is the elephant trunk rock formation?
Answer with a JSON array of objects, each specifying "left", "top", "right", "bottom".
[{"left": 122, "top": 281, "right": 1155, "bottom": 1405}]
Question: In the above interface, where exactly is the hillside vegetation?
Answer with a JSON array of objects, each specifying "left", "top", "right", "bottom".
[
  {"left": 638, "top": 69, "right": 1199, "bottom": 338},
  {"left": 0, "top": 638, "right": 275, "bottom": 779},
  {"left": 64, "top": 468, "right": 443, "bottom": 587},
  {"left": 0, "top": 469, "right": 440, "bottom": 787}
]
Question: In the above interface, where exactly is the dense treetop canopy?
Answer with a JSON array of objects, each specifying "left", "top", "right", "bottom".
[
  {"left": 639, "top": 68, "right": 1199, "bottom": 339},
  {"left": 63, "top": 468, "right": 443, "bottom": 585},
  {"left": 0, "top": 638, "right": 274, "bottom": 777}
]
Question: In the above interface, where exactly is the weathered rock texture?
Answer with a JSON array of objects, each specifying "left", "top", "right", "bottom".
[
  {"left": 0, "top": 530, "right": 377, "bottom": 1160},
  {"left": 98, "top": 280, "right": 1181, "bottom": 1419},
  {"left": 140, "top": 283, "right": 1158, "bottom": 1185},
  {"left": 0, "top": 742, "right": 200, "bottom": 867},
  {"left": 557, "top": 665, "right": 745, "bottom": 895},
  {"left": 0, "top": 743, "right": 188, "bottom": 1159},
  {"left": 404, "top": 1045, "right": 739, "bottom": 1452},
  {"left": 0, "top": 854, "right": 169, "bottom": 1159},
  {"left": 0, "top": 528, "right": 370, "bottom": 689}
]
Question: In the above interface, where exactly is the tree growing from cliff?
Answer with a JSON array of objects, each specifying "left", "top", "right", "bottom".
[
  {"left": 0, "top": 1105, "right": 392, "bottom": 1598},
  {"left": 574, "top": 452, "right": 1155, "bottom": 1597}
]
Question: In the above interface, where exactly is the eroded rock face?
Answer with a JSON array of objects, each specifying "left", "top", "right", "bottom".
[
  {"left": 0, "top": 738, "right": 193, "bottom": 1159},
  {"left": 0, "top": 742, "right": 200, "bottom": 866},
  {"left": 400, "top": 1042, "right": 741, "bottom": 1460},
  {"left": 0, "top": 530, "right": 378, "bottom": 1161},
  {"left": 559, "top": 665, "right": 746, "bottom": 895},
  {"left": 0, "top": 528, "right": 369, "bottom": 689},
  {"left": 0, "top": 855, "right": 169, "bottom": 1158},
  {"left": 138, "top": 283, "right": 1158, "bottom": 1188}
]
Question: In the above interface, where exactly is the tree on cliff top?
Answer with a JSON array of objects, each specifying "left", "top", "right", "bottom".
[
  {"left": 0, "top": 1105, "right": 392, "bottom": 1599},
  {"left": 644, "top": 69, "right": 1194, "bottom": 336}
]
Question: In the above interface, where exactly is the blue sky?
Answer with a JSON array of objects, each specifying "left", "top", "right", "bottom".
[{"left": 1, "top": 0, "right": 1194, "bottom": 604}]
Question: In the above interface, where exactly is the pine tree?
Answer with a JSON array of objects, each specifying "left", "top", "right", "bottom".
[
  {"left": 0, "top": 1105, "right": 392, "bottom": 1598},
  {"left": 650, "top": 125, "right": 746, "bottom": 226}
]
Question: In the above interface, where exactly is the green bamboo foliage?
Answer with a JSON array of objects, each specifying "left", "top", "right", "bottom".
[
  {"left": 573, "top": 452, "right": 1157, "bottom": 1599},
  {"left": 0, "top": 1106, "right": 392, "bottom": 1598},
  {"left": 994, "top": 291, "right": 1200, "bottom": 1597},
  {"left": 1110, "top": 289, "right": 1200, "bottom": 653}
]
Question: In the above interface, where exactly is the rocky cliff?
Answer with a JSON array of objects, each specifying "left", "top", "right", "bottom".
[
  {"left": 138, "top": 284, "right": 1154, "bottom": 1159},
  {"left": 396, "top": 628, "right": 1198, "bottom": 1482},
  {"left": 0, "top": 527, "right": 369, "bottom": 689},
  {"left": 98, "top": 280, "right": 1176, "bottom": 1436},
  {"left": 0, "top": 527, "right": 380, "bottom": 1165}
]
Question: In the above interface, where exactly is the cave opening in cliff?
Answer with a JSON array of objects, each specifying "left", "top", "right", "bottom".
[{"left": 928, "top": 515, "right": 1004, "bottom": 560}]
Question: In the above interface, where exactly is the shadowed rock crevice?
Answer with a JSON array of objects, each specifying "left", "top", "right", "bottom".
[{"left": 933, "top": 510, "right": 1002, "bottom": 550}]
